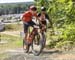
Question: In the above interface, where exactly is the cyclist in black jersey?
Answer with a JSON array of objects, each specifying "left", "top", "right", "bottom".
[{"left": 37, "top": 7, "right": 50, "bottom": 31}]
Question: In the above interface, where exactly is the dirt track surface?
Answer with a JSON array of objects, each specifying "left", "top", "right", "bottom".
[
  {"left": 1, "top": 31, "right": 75, "bottom": 60},
  {"left": 3, "top": 48, "right": 75, "bottom": 60},
  {"left": 1, "top": 31, "right": 20, "bottom": 36}
]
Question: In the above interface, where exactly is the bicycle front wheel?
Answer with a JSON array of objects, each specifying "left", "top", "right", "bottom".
[{"left": 31, "top": 32, "right": 46, "bottom": 56}]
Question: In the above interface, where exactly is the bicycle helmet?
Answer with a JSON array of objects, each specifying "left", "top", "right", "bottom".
[
  {"left": 30, "top": 5, "right": 37, "bottom": 11},
  {"left": 41, "top": 7, "right": 46, "bottom": 11}
]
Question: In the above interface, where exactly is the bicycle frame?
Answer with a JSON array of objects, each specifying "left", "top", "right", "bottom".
[{"left": 26, "top": 25, "right": 40, "bottom": 45}]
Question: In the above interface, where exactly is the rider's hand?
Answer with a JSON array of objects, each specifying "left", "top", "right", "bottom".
[{"left": 41, "top": 24, "right": 45, "bottom": 27}]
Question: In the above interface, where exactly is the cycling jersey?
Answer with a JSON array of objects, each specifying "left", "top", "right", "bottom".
[
  {"left": 22, "top": 11, "right": 37, "bottom": 22},
  {"left": 37, "top": 13, "right": 49, "bottom": 21}
]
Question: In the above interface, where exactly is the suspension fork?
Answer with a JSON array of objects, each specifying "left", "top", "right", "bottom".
[
  {"left": 31, "top": 28, "right": 38, "bottom": 35},
  {"left": 27, "top": 28, "right": 37, "bottom": 44}
]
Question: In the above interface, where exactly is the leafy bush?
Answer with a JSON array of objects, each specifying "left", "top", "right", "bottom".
[
  {"left": 54, "top": 24, "right": 75, "bottom": 50},
  {"left": 35, "top": 0, "right": 75, "bottom": 50}
]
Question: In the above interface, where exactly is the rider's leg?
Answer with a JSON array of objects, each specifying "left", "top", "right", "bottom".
[
  {"left": 23, "top": 23, "right": 29, "bottom": 50},
  {"left": 24, "top": 23, "right": 29, "bottom": 40},
  {"left": 27, "top": 21, "right": 36, "bottom": 44},
  {"left": 23, "top": 21, "right": 36, "bottom": 44},
  {"left": 40, "top": 21, "right": 47, "bottom": 32},
  {"left": 28, "top": 21, "right": 37, "bottom": 35},
  {"left": 29, "top": 21, "right": 40, "bottom": 44}
]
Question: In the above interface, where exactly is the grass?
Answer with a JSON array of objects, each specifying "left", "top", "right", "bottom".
[
  {"left": 0, "top": 23, "right": 24, "bottom": 52},
  {"left": 0, "top": 53, "right": 10, "bottom": 60},
  {"left": 0, "top": 23, "right": 23, "bottom": 60},
  {"left": 0, "top": 33, "right": 23, "bottom": 60},
  {"left": 0, "top": 33, "right": 23, "bottom": 52},
  {"left": 5, "top": 23, "right": 23, "bottom": 31}
]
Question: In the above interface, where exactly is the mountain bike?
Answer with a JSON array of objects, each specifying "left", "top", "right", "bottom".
[{"left": 23, "top": 22, "right": 46, "bottom": 56}]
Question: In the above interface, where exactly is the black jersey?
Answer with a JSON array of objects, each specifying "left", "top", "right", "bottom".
[{"left": 37, "top": 13, "right": 49, "bottom": 20}]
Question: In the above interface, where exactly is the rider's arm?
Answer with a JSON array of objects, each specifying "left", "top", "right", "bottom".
[
  {"left": 37, "top": 13, "right": 44, "bottom": 25},
  {"left": 22, "top": 12, "right": 26, "bottom": 22},
  {"left": 45, "top": 14, "right": 49, "bottom": 20},
  {"left": 33, "top": 13, "right": 43, "bottom": 25},
  {"left": 45, "top": 14, "right": 53, "bottom": 27},
  {"left": 22, "top": 11, "right": 32, "bottom": 22}
]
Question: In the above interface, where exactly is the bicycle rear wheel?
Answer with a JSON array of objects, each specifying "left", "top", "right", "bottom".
[{"left": 31, "top": 32, "right": 46, "bottom": 56}]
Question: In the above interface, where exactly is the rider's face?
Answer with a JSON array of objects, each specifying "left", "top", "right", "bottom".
[
  {"left": 41, "top": 11, "right": 45, "bottom": 14},
  {"left": 32, "top": 10, "right": 37, "bottom": 14}
]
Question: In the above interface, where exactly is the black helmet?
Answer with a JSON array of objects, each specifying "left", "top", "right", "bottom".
[
  {"left": 30, "top": 5, "right": 37, "bottom": 11},
  {"left": 41, "top": 7, "right": 46, "bottom": 11}
]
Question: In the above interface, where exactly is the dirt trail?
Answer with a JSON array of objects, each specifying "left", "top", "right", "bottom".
[
  {"left": 2, "top": 48, "right": 75, "bottom": 60},
  {"left": 1, "top": 31, "right": 21, "bottom": 36},
  {"left": 1, "top": 31, "right": 75, "bottom": 60}
]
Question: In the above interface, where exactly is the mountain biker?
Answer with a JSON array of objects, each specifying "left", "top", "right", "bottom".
[
  {"left": 22, "top": 5, "right": 37, "bottom": 50},
  {"left": 37, "top": 7, "right": 50, "bottom": 32}
]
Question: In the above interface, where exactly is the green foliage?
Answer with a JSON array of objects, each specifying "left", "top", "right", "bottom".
[
  {"left": 55, "top": 24, "right": 75, "bottom": 50},
  {"left": 34, "top": 0, "right": 75, "bottom": 50},
  {"left": 0, "top": 33, "right": 22, "bottom": 52}
]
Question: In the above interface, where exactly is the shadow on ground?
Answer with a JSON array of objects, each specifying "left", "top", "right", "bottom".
[{"left": 42, "top": 49, "right": 62, "bottom": 55}]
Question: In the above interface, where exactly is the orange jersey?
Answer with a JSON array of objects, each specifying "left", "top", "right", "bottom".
[{"left": 22, "top": 11, "right": 37, "bottom": 22}]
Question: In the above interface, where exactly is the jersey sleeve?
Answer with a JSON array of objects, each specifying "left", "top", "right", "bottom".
[
  {"left": 37, "top": 13, "right": 41, "bottom": 17},
  {"left": 22, "top": 11, "right": 31, "bottom": 17},
  {"left": 22, "top": 13, "right": 26, "bottom": 21},
  {"left": 45, "top": 14, "right": 49, "bottom": 20},
  {"left": 22, "top": 11, "right": 32, "bottom": 21}
]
